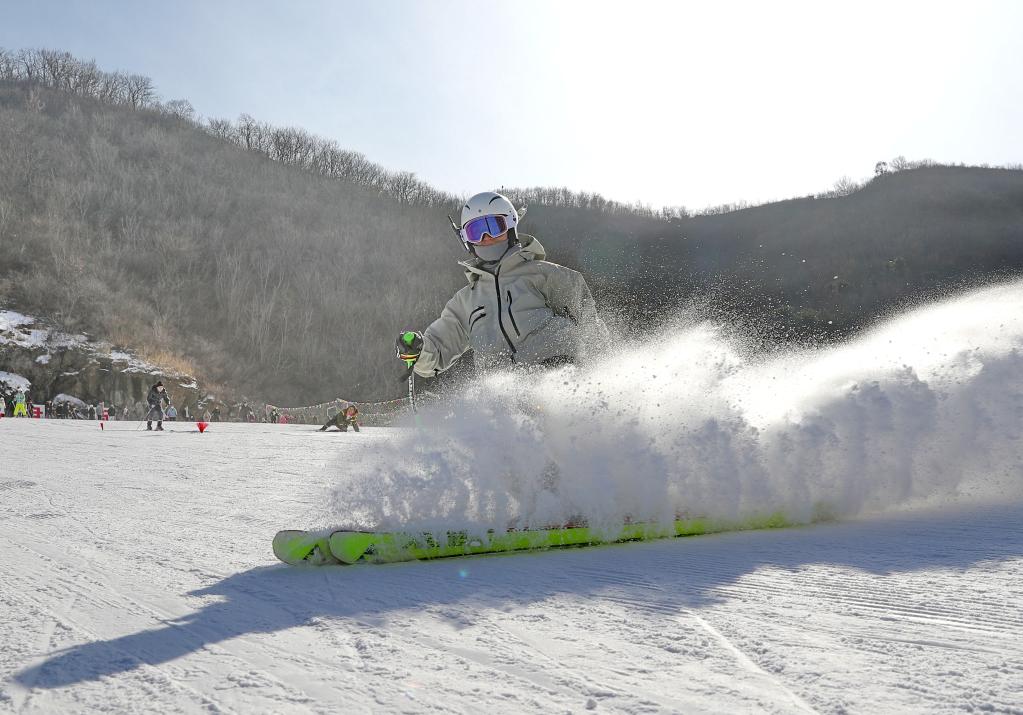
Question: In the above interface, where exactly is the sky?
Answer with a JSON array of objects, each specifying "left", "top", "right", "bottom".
[{"left": 3, "top": 0, "right": 1022, "bottom": 209}]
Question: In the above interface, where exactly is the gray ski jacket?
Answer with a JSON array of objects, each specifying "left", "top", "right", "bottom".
[{"left": 414, "top": 235, "right": 609, "bottom": 377}]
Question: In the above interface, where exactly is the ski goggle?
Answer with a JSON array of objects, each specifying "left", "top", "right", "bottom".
[{"left": 461, "top": 214, "right": 510, "bottom": 244}]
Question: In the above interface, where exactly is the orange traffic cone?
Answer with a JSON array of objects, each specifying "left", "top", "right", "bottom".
[{"left": 197, "top": 421, "right": 208, "bottom": 433}]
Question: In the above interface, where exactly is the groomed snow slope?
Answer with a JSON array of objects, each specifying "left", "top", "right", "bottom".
[
  {"left": 0, "top": 421, "right": 1021, "bottom": 713},
  {"left": 3, "top": 280, "right": 1023, "bottom": 713}
]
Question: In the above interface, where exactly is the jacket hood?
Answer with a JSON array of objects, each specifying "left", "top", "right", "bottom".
[{"left": 459, "top": 234, "right": 546, "bottom": 284}]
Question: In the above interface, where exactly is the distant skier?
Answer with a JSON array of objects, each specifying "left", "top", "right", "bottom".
[
  {"left": 145, "top": 381, "right": 171, "bottom": 431},
  {"left": 396, "top": 191, "right": 609, "bottom": 377},
  {"left": 319, "top": 404, "right": 360, "bottom": 432},
  {"left": 0, "top": 395, "right": 5, "bottom": 417},
  {"left": 13, "top": 389, "right": 28, "bottom": 417},
  {"left": 166, "top": 404, "right": 177, "bottom": 422}
]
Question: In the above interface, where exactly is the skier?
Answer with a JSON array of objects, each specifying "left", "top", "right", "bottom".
[
  {"left": 166, "top": 404, "right": 177, "bottom": 422},
  {"left": 396, "top": 191, "right": 608, "bottom": 377},
  {"left": 145, "top": 381, "right": 171, "bottom": 431},
  {"left": 0, "top": 394, "right": 5, "bottom": 417},
  {"left": 319, "top": 404, "right": 360, "bottom": 432},
  {"left": 13, "top": 389, "right": 28, "bottom": 417}
]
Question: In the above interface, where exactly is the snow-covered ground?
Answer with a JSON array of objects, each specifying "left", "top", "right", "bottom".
[
  {"left": 0, "top": 420, "right": 1021, "bottom": 713},
  {"left": 2, "top": 280, "right": 1023, "bottom": 713}
]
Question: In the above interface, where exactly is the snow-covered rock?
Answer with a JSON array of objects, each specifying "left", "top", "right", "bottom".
[
  {"left": 0, "top": 306, "right": 201, "bottom": 409},
  {"left": 0, "top": 370, "right": 31, "bottom": 391}
]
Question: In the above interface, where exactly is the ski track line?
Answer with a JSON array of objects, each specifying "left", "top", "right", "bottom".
[
  {"left": 5, "top": 593, "right": 73, "bottom": 715},
  {"left": 709, "top": 569, "right": 1023, "bottom": 636},
  {"left": 556, "top": 560, "right": 826, "bottom": 713},
  {"left": 327, "top": 564, "right": 594, "bottom": 710},
  {"left": 308, "top": 560, "right": 683, "bottom": 712},
  {"left": 582, "top": 538, "right": 1023, "bottom": 637},
  {"left": 0, "top": 581, "right": 234, "bottom": 715},
  {"left": 1, "top": 534, "right": 353, "bottom": 712},
  {"left": 378, "top": 621, "right": 584, "bottom": 709},
  {"left": 322, "top": 614, "right": 560, "bottom": 712},
  {"left": 482, "top": 614, "right": 706, "bottom": 712},
  {"left": 462, "top": 611, "right": 629, "bottom": 704},
  {"left": 711, "top": 577, "right": 1023, "bottom": 632},
  {"left": 515, "top": 558, "right": 817, "bottom": 712},
  {"left": 687, "top": 612, "right": 820, "bottom": 715}
]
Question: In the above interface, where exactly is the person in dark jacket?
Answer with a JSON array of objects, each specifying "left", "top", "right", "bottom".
[
  {"left": 146, "top": 381, "right": 171, "bottom": 431},
  {"left": 319, "top": 404, "right": 360, "bottom": 432}
]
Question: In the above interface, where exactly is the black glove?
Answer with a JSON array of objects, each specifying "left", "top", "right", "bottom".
[{"left": 396, "top": 331, "right": 424, "bottom": 364}]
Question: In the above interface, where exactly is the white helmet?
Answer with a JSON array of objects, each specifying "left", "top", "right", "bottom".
[{"left": 451, "top": 191, "right": 526, "bottom": 252}]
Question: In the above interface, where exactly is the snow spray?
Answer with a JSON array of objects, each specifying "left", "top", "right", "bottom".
[{"left": 326, "top": 280, "right": 1023, "bottom": 533}]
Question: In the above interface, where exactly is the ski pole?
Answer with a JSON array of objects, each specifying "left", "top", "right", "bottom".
[{"left": 407, "top": 367, "right": 416, "bottom": 415}]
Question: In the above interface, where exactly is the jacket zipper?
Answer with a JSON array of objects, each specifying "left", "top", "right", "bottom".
[
  {"left": 493, "top": 269, "right": 517, "bottom": 358},
  {"left": 506, "top": 291, "right": 520, "bottom": 335}
]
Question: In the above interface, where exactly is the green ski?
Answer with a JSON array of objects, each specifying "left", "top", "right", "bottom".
[
  {"left": 272, "top": 513, "right": 790, "bottom": 566},
  {"left": 271, "top": 529, "right": 341, "bottom": 566}
]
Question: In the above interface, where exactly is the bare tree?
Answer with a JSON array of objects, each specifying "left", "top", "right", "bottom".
[
  {"left": 235, "top": 114, "right": 257, "bottom": 150},
  {"left": 16, "top": 48, "right": 42, "bottom": 81},
  {"left": 831, "top": 176, "right": 859, "bottom": 197},
  {"left": 206, "top": 117, "right": 236, "bottom": 141},
  {"left": 387, "top": 171, "right": 421, "bottom": 204},
  {"left": 890, "top": 155, "right": 910, "bottom": 172},
  {"left": 71, "top": 59, "right": 102, "bottom": 96},
  {"left": 124, "top": 74, "right": 156, "bottom": 109},
  {"left": 0, "top": 47, "right": 17, "bottom": 80},
  {"left": 97, "top": 71, "right": 127, "bottom": 104},
  {"left": 164, "top": 99, "right": 196, "bottom": 122}
]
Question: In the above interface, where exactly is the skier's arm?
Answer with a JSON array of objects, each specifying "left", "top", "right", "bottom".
[
  {"left": 414, "top": 296, "right": 471, "bottom": 377},
  {"left": 543, "top": 265, "right": 610, "bottom": 342}
]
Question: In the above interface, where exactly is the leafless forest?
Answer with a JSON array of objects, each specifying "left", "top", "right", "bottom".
[{"left": 2, "top": 48, "right": 1022, "bottom": 405}]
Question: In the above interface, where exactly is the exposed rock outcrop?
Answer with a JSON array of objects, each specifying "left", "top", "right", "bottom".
[{"left": 0, "top": 309, "right": 201, "bottom": 412}]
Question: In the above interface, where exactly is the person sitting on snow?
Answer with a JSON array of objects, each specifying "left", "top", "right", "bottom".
[
  {"left": 396, "top": 191, "right": 608, "bottom": 377},
  {"left": 319, "top": 404, "right": 360, "bottom": 432}
]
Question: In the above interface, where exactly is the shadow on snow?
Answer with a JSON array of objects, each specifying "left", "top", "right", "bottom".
[{"left": 16, "top": 500, "right": 1023, "bottom": 689}]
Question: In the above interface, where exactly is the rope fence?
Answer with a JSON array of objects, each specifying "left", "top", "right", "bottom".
[{"left": 265, "top": 392, "right": 426, "bottom": 426}]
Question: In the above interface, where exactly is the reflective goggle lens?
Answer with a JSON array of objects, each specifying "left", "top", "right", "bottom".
[{"left": 462, "top": 214, "right": 509, "bottom": 244}]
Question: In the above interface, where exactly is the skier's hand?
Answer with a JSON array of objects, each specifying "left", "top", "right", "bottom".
[{"left": 396, "top": 330, "right": 424, "bottom": 364}]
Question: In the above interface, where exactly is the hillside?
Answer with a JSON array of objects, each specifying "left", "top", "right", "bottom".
[
  {"left": 1, "top": 76, "right": 1022, "bottom": 405},
  {"left": 526, "top": 166, "right": 1023, "bottom": 339},
  {"left": 0, "top": 81, "right": 463, "bottom": 404}
]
